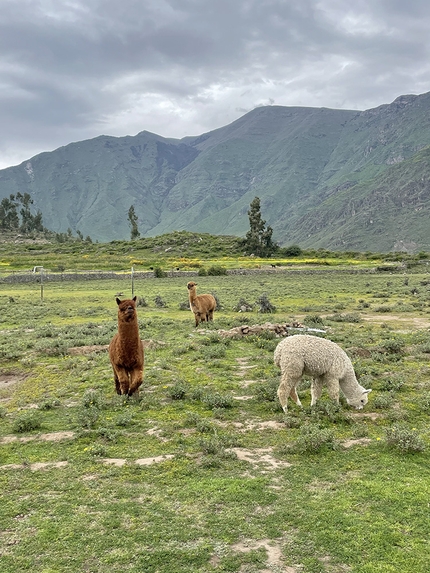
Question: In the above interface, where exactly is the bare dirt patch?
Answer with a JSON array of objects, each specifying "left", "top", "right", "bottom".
[
  {"left": 68, "top": 345, "right": 109, "bottom": 355},
  {"left": 217, "top": 419, "right": 285, "bottom": 432},
  {"left": 229, "top": 538, "right": 297, "bottom": 573},
  {"left": 342, "top": 438, "right": 372, "bottom": 448},
  {"left": 0, "top": 372, "right": 29, "bottom": 391},
  {"left": 362, "top": 314, "right": 430, "bottom": 329},
  {"left": 135, "top": 454, "right": 175, "bottom": 466},
  {"left": 1, "top": 461, "right": 68, "bottom": 471},
  {"left": 0, "top": 431, "right": 75, "bottom": 444},
  {"left": 228, "top": 447, "right": 292, "bottom": 471}
]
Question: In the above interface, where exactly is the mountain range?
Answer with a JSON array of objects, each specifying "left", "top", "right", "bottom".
[{"left": 1, "top": 91, "right": 430, "bottom": 252}]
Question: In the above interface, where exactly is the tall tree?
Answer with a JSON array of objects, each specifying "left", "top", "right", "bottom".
[
  {"left": 128, "top": 205, "right": 140, "bottom": 240},
  {"left": 0, "top": 195, "right": 19, "bottom": 231},
  {"left": 243, "top": 197, "right": 277, "bottom": 257}
]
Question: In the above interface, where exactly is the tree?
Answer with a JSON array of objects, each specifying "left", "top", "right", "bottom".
[
  {"left": 128, "top": 205, "right": 140, "bottom": 240},
  {"left": 0, "top": 195, "right": 19, "bottom": 231},
  {"left": 243, "top": 197, "right": 277, "bottom": 257}
]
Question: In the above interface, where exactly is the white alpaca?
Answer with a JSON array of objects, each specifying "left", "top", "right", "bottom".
[{"left": 274, "top": 335, "right": 371, "bottom": 412}]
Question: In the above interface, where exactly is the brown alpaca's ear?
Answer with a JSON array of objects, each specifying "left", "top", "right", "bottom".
[
  {"left": 132, "top": 296, "right": 137, "bottom": 302},
  {"left": 116, "top": 298, "right": 121, "bottom": 305}
]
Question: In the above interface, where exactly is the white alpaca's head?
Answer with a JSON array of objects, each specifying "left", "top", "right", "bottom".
[{"left": 346, "top": 389, "right": 372, "bottom": 409}]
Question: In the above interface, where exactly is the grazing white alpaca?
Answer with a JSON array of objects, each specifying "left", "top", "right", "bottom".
[{"left": 274, "top": 334, "right": 371, "bottom": 412}]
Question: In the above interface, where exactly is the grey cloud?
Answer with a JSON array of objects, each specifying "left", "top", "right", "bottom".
[{"left": 1, "top": 0, "right": 430, "bottom": 168}]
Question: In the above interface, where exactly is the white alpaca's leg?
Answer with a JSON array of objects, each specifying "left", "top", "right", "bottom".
[
  {"left": 277, "top": 375, "right": 300, "bottom": 412},
  {"left": 310, "top": 378, "right": 324, "bottom": 406}
]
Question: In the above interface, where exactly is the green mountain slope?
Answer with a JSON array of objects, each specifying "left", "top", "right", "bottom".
[{"left": 1, "top": 91, "right": 430, "bottom": 252}]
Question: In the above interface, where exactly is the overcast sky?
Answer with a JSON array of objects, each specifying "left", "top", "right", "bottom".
[{"left": 1, "top": 0, "right": 430, "bottom": 169}]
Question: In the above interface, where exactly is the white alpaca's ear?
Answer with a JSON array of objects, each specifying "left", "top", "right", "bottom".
[{"left": 363, "top": 389, "right": 372, "bottom": 394}]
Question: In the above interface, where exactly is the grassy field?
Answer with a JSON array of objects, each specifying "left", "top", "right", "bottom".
[{"left": 0, "top": 264, "right": 429, "bottom": 572}]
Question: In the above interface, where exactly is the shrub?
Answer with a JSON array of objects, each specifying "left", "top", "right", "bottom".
[
  {"left": 81, "top": 388, "right": 105, "bottom": 409},
  {"left": 373, "top": 394, "right": 395, "bottom": 409},
  {"left": 202, "top": 392, "right": 235, "bottom": 409},
  {"left": 310, "top": 399, "right": 352, "bottom": 424},
  {"left": 283, "top": 413, "right": 302, "bottom": 428},
  {"left": 12, "top": 411, "right": 42, "bottom": 433},
  {"left": 282, "top": 244, "right": 302, "bottom": 257},
  {"left": 381, "top": 339, "right": 405, "bottom": 354},
  {"left": 77, "top": 406, "right": 100, "bottom": 429},
  {"left": 169, "top": 380, "right": 189, "bottom": 400},
  {"left": 115, "top": 411, "right": 133, "bottom": 427},
  {"left": 201, "top": 346, "right": 227, "bottom": 360},
  {"left": 303, "top": 314, "right": 325, "bottom": 327},
  {"left": 253, "top": 378, "right": 279, "bottom": 402},
  {"left": 154, "top": 295, "right": 167, "bottom": 308},
  {"left": 325, "top": 313, "right": 361, "bottom": 323},
  {"left": 206, "top": 266, "right": 227, "bottom": 276},
  {"left": 352, "top": 423, "right": 369, "bottom": 438},
  {"left": 39, "top": 398, "right": 61, "bottom": 410},
  {"left": 256, "top": 293, "right": 276, "bottom": 313},
  {"left": 85, "top": 444, "right": 108, "bottom": 457},
  {"left": 294, "top": 424, "right": 338, "bottom": 453},
  {"left": 384, "top": 425, "right": 426, "bottom": 453},
  {"left": 378, "top": 375, "right": 405, "bottom": 392},
  {"left": 233, "top": 298, "right": 254, "bottom": 312},
  {"left": 153, "top": 267, "right": 167, "bottom": 278}
]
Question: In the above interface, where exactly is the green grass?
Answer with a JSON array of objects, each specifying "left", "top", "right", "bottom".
[{"left": 0, "top": 257, "right": 429, "bottom": 572}]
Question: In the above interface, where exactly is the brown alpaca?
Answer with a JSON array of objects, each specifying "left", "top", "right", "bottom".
[
  {"left": 109, "top": 296, "right": 144, "bottom": 396},
  {"left": 187, "top": 281, "right": 216, "bottom": 327}
]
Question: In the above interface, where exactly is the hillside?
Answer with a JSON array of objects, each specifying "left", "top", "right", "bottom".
[{"left": 1, "top": 92, "right": 430, "bottom": 251}]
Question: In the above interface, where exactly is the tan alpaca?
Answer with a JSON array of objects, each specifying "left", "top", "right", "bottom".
[
  {"left": 187, "top": 281, "right": 216, "bottom": 327},
  {"left": 109, "top": 297, "right": 144, "bottom": 396}
]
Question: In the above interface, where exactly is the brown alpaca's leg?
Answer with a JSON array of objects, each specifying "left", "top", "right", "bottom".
[
  {"left": 113, "top": 372, "right": 121, "bottom": 395},
  {"left": 128, "top": 368, "right": 143, "bottom": 397},
  {"left": 114, "top": 366, "right": 130, "bottom": 395}
]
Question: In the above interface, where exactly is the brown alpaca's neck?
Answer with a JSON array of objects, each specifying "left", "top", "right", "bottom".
[{"left": 117, "top": 318, "right": 139, "bottom": 340}]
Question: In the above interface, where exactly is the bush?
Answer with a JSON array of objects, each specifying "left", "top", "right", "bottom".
[
  {"left": 373, "top": 394, "right": 395, "bottom": 409},
  {"left": 81, "top": 388, "right": 105, "bottom": 410},
  {"left": 77, "top": 406, "right": 100, "bottom": 429},
  {"left": 38, "top": 398, "right": 61, "bottom": 410},
  {"left": 12, "top": 411, "right": 42, "bottom": 433},
  {"left": 381, "top": 339, "right": 405, "bottom": 354},
  {"left": 202, "top": 392, "right": 235, "bottom": 409},
  {"left": 325, "top": 313, "right": 361, "bottom": 323},
  {"left": 253, "top": 378, "right": 279, "bottom": 402},
  {"left": 169, "top": 380, "right": 189, "bottom": 400},
  {"left": 206, "top": 265, "right": 227, "bottom": 276},
  {"left": 293, "top": 424, "right": 338, "bottom": 453},
  {"left": 233, "top": 298, "right": 254, "bottom": 312},
  {"left": 153, "top": 267, "right": 167, "bottom": 278},
  {"left": 154, "top": 295, "right": 167, "bottom": 308},
  {"left": 384, "top": 425, "right": 426, "bottom": 453},
  {"left": 303, "top": 314, "right": 325, "bottom": 327},
  {"left": 310, "top": 399, "right": 352, "bottom": 424},
  {"left": 256, "top": 293, "right": 276, "bottom": 313}
]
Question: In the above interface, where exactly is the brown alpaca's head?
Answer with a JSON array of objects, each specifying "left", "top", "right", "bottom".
[
  {"left": 187, "top": 281, "right": 197, "bottom": 291},
  {"left": 116, "top": 296, "right": 137, "bottom": 322}
]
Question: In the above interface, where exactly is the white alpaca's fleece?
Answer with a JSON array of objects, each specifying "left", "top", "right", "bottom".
[{"left": 274, "top": 334, "right": 371, "bottom": 412}]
